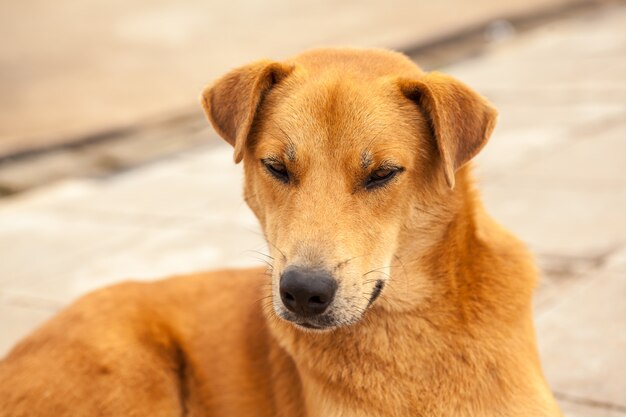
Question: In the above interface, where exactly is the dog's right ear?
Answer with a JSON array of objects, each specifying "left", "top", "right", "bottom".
[
  {"left": 200, "top": 60, "right": 294, "bottom": 163},
  {"left": 399, "top": 73, "right": 497, "bottom": 189}
]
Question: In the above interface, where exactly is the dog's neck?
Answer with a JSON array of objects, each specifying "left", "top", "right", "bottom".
[{"left": 267, "top": 168, "right": 539, "bottom": 416}]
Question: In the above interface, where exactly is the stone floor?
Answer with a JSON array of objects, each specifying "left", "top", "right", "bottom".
[
  {"left": 1, "top": 3, "right": 625, "bottom": 415},
  {"left": 0, "top": 0, "right": 589, "bottom": 157}
]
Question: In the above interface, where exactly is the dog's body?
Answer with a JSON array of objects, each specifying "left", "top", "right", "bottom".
[{"left": 0, "top": 48, "right": 561, "bottom": 416}]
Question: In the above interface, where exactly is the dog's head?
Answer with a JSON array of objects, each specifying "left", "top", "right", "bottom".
[{"left": 201, "top": 48, "right": 496, "bottom": 331}]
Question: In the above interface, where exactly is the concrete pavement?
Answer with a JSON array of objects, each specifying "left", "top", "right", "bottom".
[
  {"left": 0, "top": 0, "right": 597, "bottom": 157},
  {"left": 1, "top": 3, "right": 625, "bottom": 415}
]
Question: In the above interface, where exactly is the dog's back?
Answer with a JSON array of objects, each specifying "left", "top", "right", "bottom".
[{"left": 0, "top": 270, "right": 307, "bottom": 416}]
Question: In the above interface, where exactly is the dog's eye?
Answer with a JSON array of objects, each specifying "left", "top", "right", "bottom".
[
  {"left": 365, "top": 167, "right": 401, "bottom": 189},
  {"left": 263, "top": 160, "right": 290, "bottom": 183}
]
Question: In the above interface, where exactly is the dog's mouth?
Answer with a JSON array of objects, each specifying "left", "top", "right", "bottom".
[
  {"left": 368, "top": 280, "right": 385, "bottom": 306},
  {"left": 279, "top": 312, "right": 338, "bottom": 331},
  {"left": 295, "top": 321, "right": 325, "bottom": 330}
]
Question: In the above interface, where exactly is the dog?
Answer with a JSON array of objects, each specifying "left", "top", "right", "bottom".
[{"left": 0, "top": 48, "right": 561, "bottom": 416}]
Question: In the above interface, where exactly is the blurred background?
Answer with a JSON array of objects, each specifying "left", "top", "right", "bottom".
[{"left": 0, "top": 0, "right": 624, "bottom": 415}]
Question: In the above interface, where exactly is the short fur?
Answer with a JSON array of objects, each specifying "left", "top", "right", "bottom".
[{"left": 0, "top": 48, "right": 561, "bottom": 417}]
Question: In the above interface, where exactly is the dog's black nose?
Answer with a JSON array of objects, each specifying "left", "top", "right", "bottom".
[{"left": 280, "top": 267, "right": 337, "bottom": 316}]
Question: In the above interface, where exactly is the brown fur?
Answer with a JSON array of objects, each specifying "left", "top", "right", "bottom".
[{"left": 0, "top": 48, "right": 561, "bottom": 416}]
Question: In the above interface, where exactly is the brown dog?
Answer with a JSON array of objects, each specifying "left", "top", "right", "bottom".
[{"left": 0, "top": 48, "right": 561, "bottom": 416}]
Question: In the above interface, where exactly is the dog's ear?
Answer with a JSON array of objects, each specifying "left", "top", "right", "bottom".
[
  {"left": 201, "top": 60, "right": 294, "bottom": 163},
  {"left": 399, "top": 73, "right": 497, "bottom": 188}
]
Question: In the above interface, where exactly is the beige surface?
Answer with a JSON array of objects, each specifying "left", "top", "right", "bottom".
[
  {"left": 0, "top": 0, "right": 585, "bottom": 156},
  {"left": 1, "top": 4, "right": 625, "bottom": 415}
]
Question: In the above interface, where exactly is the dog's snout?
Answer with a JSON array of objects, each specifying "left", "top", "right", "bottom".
[{"left": 280, "top": 267, "right": 337, "bottom": 316}]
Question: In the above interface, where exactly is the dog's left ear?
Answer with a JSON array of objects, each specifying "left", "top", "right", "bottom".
[
  {"left": 201, "top": 60, "right": 295, "bottom": 163},
  {"left": 399, "top": 73, "right": 497, "bottom": 189}
]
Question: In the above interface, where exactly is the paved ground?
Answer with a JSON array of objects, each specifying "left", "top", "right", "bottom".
[
  {"left": 1, "top": 3, "right": 625, "bottom": 415},
  {"left": 0, "top": 0, "right": 591, "bottom": 157}
]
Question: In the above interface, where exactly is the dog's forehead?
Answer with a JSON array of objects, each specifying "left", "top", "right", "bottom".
[{"left": 259, "top": 73, "right": 417, "bottom": 164}]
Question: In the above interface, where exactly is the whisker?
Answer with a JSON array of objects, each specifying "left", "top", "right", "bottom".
[
  {"left": 247, "top": 256, "right": 274, "bottom": 269},
  {"left": 334, "top": 254, "right": 366, "bottom": 271},
  {"left": 254, "top": 294, "right": 274, "bottom": 305},
  {"left": 393, "top": 254, "right": 409, "bottom": 295},
  {"left": 265, "top": 239, "right": 287, "bottom": 261},
  {"left": 363, "top": 269, "right": 391, "bottom": 280},
  {"left": 243, "top": 249, "right": 274, "bottom": 260}
]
